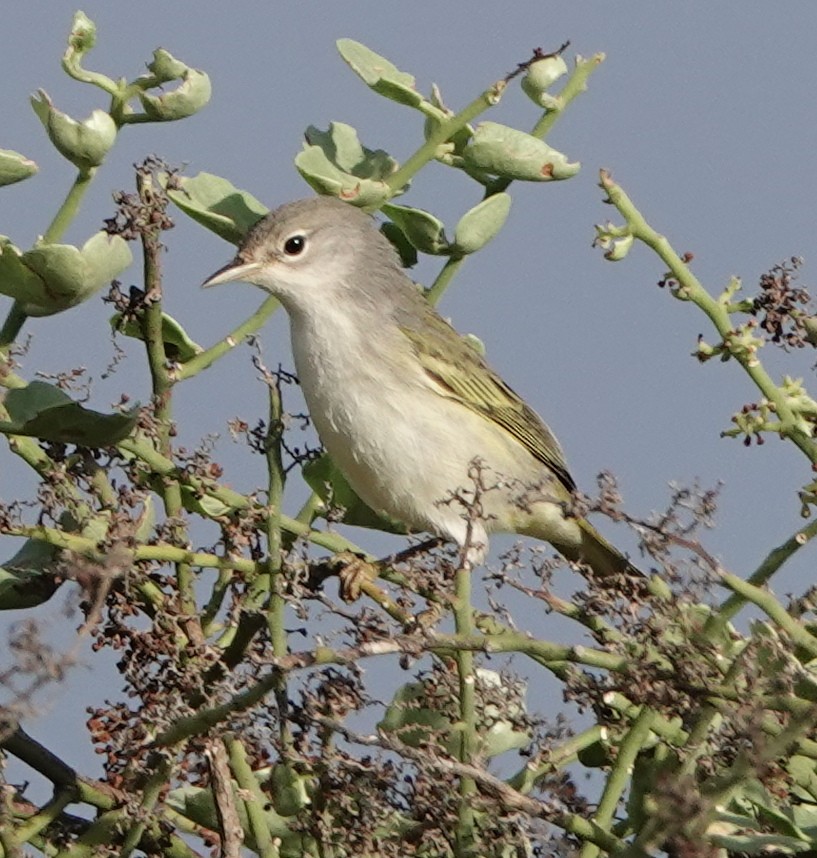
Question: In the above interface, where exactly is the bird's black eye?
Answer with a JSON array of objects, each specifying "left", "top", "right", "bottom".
[{"left": 283, "top": 235, "right": 306, "bottom": 256}]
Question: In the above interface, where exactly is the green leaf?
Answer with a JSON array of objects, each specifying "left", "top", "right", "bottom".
[
  {"left": 166, "top": 172, "right": 268, "bottom": 245},
  {"left": 167, "top": 780, "right": 310, "bottom": 856},
  {"left": 452, "top": 193, "right": 511, "bottom": 255},
  {"left": 2, "top": 381, "right": 139, "bottom": 446},
  {"left": 31, "top": 90, "right": 116, "bottom": 171},
  {"left": 179, "top": 489, "right": 234, "bottom": 519},
  {"left": 521, "top": 55, "right": 568, "bottom": 107},
  {"left": 381, "top": 202, "right": 448, "bottom": 254},
  {"left": 270, "top": 763, "right": 311, "bottom": 817},
  {"left": 336, "top": 39, "right": 423, "bottom": 108},
  {"left": 302, "top": 454, "right": 408, "bottom": 534},
  {"left": 0, "top": 237, "right": 45, "bottom": 305},
  {"left": 137, "top": 52, "right": 212, "bottom": 122},
  {"left": 0, "top": 149, "right": 38, "bottom": 187},
  {"left": 0, "top": 539, "right": 61, "bottom": 610},
  {"left": 295, "top": 123, "right": 398, "bottom": 207},
  {"left": 462, "top": 121, "right": 580, "bottom": 181},
  {"left": 710, "top": 831, "right": 810, "bottom": 854},
  {"left": 788, "top": 754, "right": 817, "bottom": 803},
  {"left": 380, "top": 668, "right": 530, "bottom": 759},
  {"left": 111, "top": 310, "right": 202, "bottom": 363},
  {"left": 0, "top": 232, "right": 132, "bottom": 317},
  {"left": 143, "top": 48, "right": 188, "bottom": 83},
  {"left": 380, "top": 222, "right": 417, "bottom": 268}
]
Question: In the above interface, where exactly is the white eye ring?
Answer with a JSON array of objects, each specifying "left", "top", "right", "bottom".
[{"left": 283, "top": 234, "right": 306, "bottom": 256}]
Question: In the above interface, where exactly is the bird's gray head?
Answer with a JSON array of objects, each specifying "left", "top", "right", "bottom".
[{"left": 203, "top": 196, "right": 402, "bottom": 311}]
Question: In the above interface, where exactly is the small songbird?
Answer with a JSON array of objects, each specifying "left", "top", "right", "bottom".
[{"left": 204, "top": 195, "right": 636, "bottom": 577}]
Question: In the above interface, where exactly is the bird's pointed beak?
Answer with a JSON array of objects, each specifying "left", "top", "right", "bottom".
[{"left": 202, "top": 259, "right": 264, "bottom": 288}]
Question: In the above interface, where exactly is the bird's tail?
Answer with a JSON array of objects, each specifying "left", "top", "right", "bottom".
[{"left": 555, "top": 518, "right": 642, "bottom": 581}]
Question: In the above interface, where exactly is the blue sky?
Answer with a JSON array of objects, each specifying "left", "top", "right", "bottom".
[{"left": 2, "top": 2, "right": 817, "bottom": 782}]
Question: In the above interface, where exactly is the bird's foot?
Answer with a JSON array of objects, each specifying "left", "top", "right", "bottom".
[{"left": 329, "top": 550, "right": 381, "bottom": 603}]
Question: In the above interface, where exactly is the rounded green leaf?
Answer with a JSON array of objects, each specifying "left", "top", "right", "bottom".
[
  {"left": 336, "top": 39, "right": 423, "bottom": 108},
  {"left": 521, "top": 55, "right": 568, "bottom": 107},
  {"left": 303, "top": 454, "right": 408, "bottom": 534},
  {"left": 380, "top": 669, "right": 530, "bottom": 758},
  {"left": 380, "top": 222, "right": 418, "bottom": 268},
  {"left": 463, "top": 121, "right": 580, "bottom": 181},
  {"left": 382, "top": 202, "right": 448, "bottom": 254},
  {"left": 16, "top": 232, "right": 132, "bottom": 316},
  {"left": 1, "top": 381, "right": 139, "bottom": 446},
  {"left": 111, "top": 310, "right": 202, "bottom": 362},
  {"left": 166, "top": 172, "right": 268, "bottom": 245},
  {"left": 0, "top": 149, "right": 38, "bottom": 187},
  {"left": 452, "top": 193, "right": 511, "bottom": 255},
  {"left": 0, "top": 539, "right": 61, "bottom": 610},
  {"left": 295, "top": 123, "right": 397, "bottom": 208},
  {"left": 31, "top": 90, "right": 116, "bottom": 171},
  {"left": 139, "top": 68, "right": 211, "bottom": 121},
  {"left": 270, "top": 764, "right": 311, "bottom": 817},
  {"left": 144, "top": 48, "right": 188, "bottom": 83},
  {"left": 0, "top": 238, "right": 44, "bottom": 305},
  {"left": 295, "top": 147, "right": 391, "bottom": 208}
]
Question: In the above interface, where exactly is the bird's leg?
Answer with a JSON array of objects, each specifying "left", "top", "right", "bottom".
[{"left": 308, "top": 538, "right": 446, "bottom": 604}]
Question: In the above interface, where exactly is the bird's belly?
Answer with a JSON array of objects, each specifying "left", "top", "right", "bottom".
[
  {"left": 305, "top": 370, "right": 566, "bottom": 547},
  {"left": 291, "top": 318, "right": 573, "bottom": 553}
]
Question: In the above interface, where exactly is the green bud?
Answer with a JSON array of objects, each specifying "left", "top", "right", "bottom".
[
  {"left": 462, "top": 122, "right": 579, "bottom": 181},
  {"left": 31, "top": 90, "right": 116, "bottom": 172},
  {"left": 138, "top": 64, "right": 212, "bottom": 121},
  {"left": 452, "top": 193, "right": 511, "bottom": 255},
  {"left": 463, "top": 333, "right": 486, "bottom": 356},
  {"left": 381, "top": 202, "right": 448, "bottom": 255},
  {"left": 802, "top": 316, "right": 817, "bottom": 348},
  {"left": 603, "top": 233, "right": 634, "bottom": 261},
  {"left": 66, "top": 10, "right": 97, "bottom": 56},
  {"left": 0, "top": 149, "right": 38, "bottom": 187},
  {"left": 521, "top": 55, "right": 568, "bottom": 107}
]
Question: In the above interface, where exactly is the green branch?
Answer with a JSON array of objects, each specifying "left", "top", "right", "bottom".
[
  {"left": 599, "top": 170, "right": 817, "bottom": 464},
  {"left": 174, "top": 295, "right": 281, "bottom": 382}
]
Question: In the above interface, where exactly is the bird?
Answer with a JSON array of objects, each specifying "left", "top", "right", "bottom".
[{"left": 203, "top": 195, "right": 637, "bottom": 579}]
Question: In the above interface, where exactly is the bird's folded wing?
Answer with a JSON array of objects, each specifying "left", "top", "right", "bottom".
[{"left": 399, "top": 310, "right": 576, "bottom": 494}]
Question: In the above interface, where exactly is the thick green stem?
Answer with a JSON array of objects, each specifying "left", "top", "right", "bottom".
[
  {"left": 0, "top": 303, "right": 29, "bottom": 349},
  {"left": 426, "top": 255, "right": 466, "bottom": 306},
  {"left": 386, "top": 82, "right": 507, "bottom": 196},
  {"left": 709, "top": 516, "right": 817, "bottom": 631},
  {"left": 224, "top": 735, "right": 277, "bottom": 858},
  {"left": 136, "top": 171, "right": 198, "bottom": 623},
  {"left": 43, "top": 168, "right": 97, "bottom": 244},
  {"left": 174, "top": 295, "right": 281, "bottom": 381},
  {"left": 580, "top": 708, "right": 655, "bottom": 858},
  {"left": 453, "top": 564, "right": 477, "bottom": 857},
  {"left": 264, "top": 375, "right": 293, "bottom": 756},
  {"left": 119, "top": 754, "right": 172, "bottom": 858}
]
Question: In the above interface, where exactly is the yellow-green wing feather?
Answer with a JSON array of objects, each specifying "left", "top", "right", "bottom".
[{"left": 398, "top": 305, "right": 576, "bottom": 493}]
